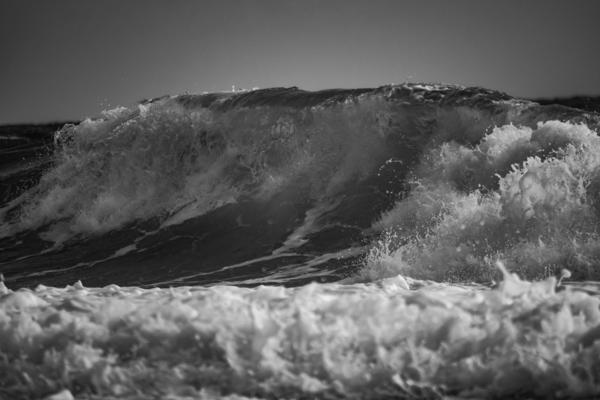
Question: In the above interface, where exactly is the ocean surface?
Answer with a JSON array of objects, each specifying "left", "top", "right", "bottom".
[{"left": 2, "top": 84, "right": 600, "bottom": 399}]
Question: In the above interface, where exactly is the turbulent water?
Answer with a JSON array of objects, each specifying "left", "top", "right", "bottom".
[{"left": 2, "top": 84, "right": 600, "bottom": 399}]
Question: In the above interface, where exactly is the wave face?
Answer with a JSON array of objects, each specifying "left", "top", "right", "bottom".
[{"left": 2, "top": 84, "right": 600, "bottom": 398}]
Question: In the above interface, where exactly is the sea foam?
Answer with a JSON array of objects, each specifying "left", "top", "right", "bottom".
[{"left": 1, "top": 269, "right": 599, "bottom": 399}]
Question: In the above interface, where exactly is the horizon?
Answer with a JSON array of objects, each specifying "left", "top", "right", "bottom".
[
  {"left": 2, "top": 83, "right": 600, "bottom": 126},
  {"left": 2, "top": 0, "right": 600, "bottom": 124}
]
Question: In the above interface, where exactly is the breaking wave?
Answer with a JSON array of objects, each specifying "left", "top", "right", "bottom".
[
  {"left": 2, "top": 84, "right": 600, "bottom": 287},
  {"left": 2, "top": 92, "right": 404, "bottom": 244},
  {"left": 0, "top": 85, "right": 539, "bottom": 242}
]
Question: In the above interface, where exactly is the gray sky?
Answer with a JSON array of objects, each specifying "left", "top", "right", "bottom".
[{"left": 1, "top": 0, "right": 600, "bottom": 123}]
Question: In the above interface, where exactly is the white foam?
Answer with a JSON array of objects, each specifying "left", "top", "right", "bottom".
[
  {"left": 368, "top": 120, "right": 600, "bottom": 281},
  {"left": 1, "top": 272, "right": 599, "bottom": 398}
]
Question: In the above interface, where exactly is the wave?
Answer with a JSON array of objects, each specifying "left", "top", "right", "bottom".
[
  {"left": 0, "top": 84, "right": 586, "bottom": 239},
  {"left": 1, "top": 84, "right": 600, "bottom": 287}
]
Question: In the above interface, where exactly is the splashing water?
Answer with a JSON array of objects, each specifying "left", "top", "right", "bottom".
[{"left": 368, "top": 121, "right": 600, "bottom": 282}]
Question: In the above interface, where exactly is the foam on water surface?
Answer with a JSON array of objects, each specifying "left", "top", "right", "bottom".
[{"left": 1, "top": 269, "right": 600, "bottom": 400}]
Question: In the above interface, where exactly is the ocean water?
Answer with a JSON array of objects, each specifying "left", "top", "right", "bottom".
[{"left": 2, "top": 84, "right": 600, "bottom": 399}]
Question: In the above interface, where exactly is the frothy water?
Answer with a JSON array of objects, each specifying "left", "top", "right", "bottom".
[
  {"left": 1, "top": 84, "right": 600, "bottom": 398},
  {"left": 2, "top": 267, "right": 600, "bottom": 399},
  {"left": 366, "top": 121, "right": 600, "bottom": 282}
]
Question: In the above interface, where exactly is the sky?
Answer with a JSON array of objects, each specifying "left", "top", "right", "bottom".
[{"left": 1, "top": 0, "right": 600, "bottom": 124}]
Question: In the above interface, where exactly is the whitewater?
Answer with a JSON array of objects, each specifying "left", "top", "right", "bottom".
[{"left": 2, "top": 83, "right": 600, "bottom": 399}]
